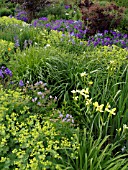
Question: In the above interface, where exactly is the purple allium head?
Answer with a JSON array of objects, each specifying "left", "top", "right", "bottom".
[{"left": 19, "top": 80, "right": 24, "bottom": 87}]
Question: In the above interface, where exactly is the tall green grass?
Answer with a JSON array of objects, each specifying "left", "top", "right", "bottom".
[{"left": 62, "top": 128, "right": 128, "bottom": 170}]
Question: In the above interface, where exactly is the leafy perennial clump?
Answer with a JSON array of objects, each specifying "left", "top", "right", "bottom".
[
  {"left": 0, "top": 39, "right": 14, "bottom": 63},
  {"left": 0, "top": 86, "right": 79, "bottom": 170}
]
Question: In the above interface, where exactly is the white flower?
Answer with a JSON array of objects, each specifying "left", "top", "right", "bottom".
[
  {"left": 123, "top": 124, "right": 128, "bottom": 130},
  {"left": 121, "top": 146, "right": 126, "bottom": 153},
  {"left": 73, "top": 96, "right": 78, "bottom": 101},
  {"left": 71, "top": 90, "right": 76, "bottom": 93},
  {"left": 80, "top": 72, "right": 87, "bottom": 77},
  {"left": 49, "top": 95, "right": 52, "bottom": 99},
  {"left": 44, "top": 44, "right": 51, "bottom": 48}
]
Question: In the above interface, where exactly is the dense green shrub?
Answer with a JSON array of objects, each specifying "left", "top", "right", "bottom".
[
  {"left": 38, "top": 3, "right": 68, "bottom": 19},
  {"left": 38, "top": 2, "right": 82, "bottom": 21},
  {"left": 117, "top": 8, "right": 128, "bottom": 33},
  {"left": 0, "top": 8, "right": 12, "bottom": 17},
  {"left": 0, "top": 0, "right": 16, "bottom": 16},
  {"left": 0, "top": 16, "right": 28, "bottom": 25}
]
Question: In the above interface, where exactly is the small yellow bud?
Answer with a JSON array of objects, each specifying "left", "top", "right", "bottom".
[{"left": 8, "top": 47, "right": 11, "bottom": 51}]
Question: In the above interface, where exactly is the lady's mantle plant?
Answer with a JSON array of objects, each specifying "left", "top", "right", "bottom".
[{"left": 0, "top": 85, "right": 79, "bottom": 170}]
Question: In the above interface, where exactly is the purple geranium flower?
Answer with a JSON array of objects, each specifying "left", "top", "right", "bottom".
[
  {"left": 39, "top": 17, "right": 48, "bottom": 21},
  {"left": 4, "top": 68, "right": 12, "bottom": 77},
  {"left": 65, "top": 5, "right": 70, "bottom": 10},
  {"left": 19, "top": 80, "right": 24, "bottom": 87}
]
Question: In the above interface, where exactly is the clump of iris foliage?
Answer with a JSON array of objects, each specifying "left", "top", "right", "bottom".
[{"left": 0, "top": 0, "right": 128, "bottom": 169}]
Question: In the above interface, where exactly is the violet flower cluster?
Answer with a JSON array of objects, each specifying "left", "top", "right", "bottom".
[
  {"left": 14, "top": 8, "right": 128, "bottom": 49},
  {"left": 19, "top": 80, "right": 24, "bottom": 87},
  {"left": 65, "top": 5, "right": 71, "bottom": 10},
  {"left": 59, "top": 112, "right": 74, "bottom": 124},
  {"left": 15, "top": 11, "right": 28, "bottom": 22},
  {"left": 87, "top": 30, "right": 128, "bottom": 49},
  {"left": 14, "top": 36, "right": 20, "bottom": 48},
  {"left": 32, "top": 18, "right": 128, "bottom": 49},
  {"left": 32, "top": 19, "right": 87, "bottom": 39},
  {"left": 0, "top": 66, "right": 12, "bottom": 78}
]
